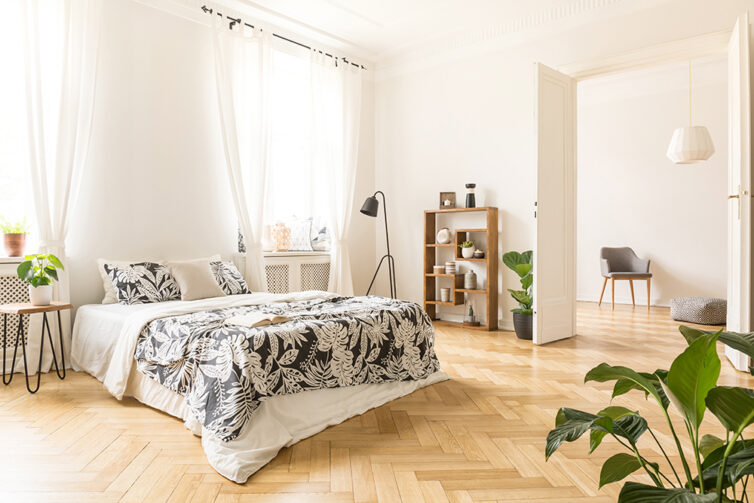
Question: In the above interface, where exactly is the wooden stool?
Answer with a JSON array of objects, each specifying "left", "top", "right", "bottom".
[{"left": 1, "top": 301, "right": 72, "bottom": 393}]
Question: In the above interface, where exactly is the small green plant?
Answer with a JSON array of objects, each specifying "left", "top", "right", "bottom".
[
  {"left": 458, "top": 241, "right": 474, "bottom": 248},
  {"left": 17, "top": 253, "right": 64, "bottom": 287},
  {"left": 0, "top": 217, "right": 30, "bottom": 234},
  {"left": 503, "top": 250, "right": 532, "bottom": 315},
  {"left": 546, "top": 327, "right": 754, "bottom": 502}
]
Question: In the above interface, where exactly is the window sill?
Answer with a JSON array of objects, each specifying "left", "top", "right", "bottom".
[
  {"left": 263, "top": 251, "right": 330, "bottom": 258},
  {"left": 0, "top": 257, "right": 24, "bottom": 264}
]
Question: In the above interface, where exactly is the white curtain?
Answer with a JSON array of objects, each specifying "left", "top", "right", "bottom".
[
  {"left": 21, "top": 0, "right": 101, "bottom": 370},
  {"left": 211, "top": 14, "right": 271, "bottom": 292},
  {"left": 310, "top": 52, "right": 362, "bottom": 295}
]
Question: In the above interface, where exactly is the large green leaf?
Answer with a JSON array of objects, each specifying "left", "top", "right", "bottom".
[
  {"left": 584, "top": 364, "right": 663, "bottom": 405},
  {"left": 46, "top": 254, "right": 63, "bottom": 270},
  {"left": 502, "top": 251, "right": 526, "bottom": 272},
  {"left": 697, "top": 444, "right": 754, "bottom": 489},
  {"left": 508, "top": 289, "right": 531, "bottom": 307},
  {"left": 514, "top": 263, "right": 532, "bottom": 278},
  {"left": 699, "top": 434, "right": 725, "bottom": 459},
  {"left": 705, "top": 386, "right": 754, "bottom": 435},
  {"left": 618, "top": 482, "right": 718, "bottom": 502},
  {"left": 16, "top": 261, "right": 33, "bottom": 282},
  {"left": 521, "top": 273, "right": 532, "bottom": 290},
  {"left": 545, "top": 417, "right": 593, "bottom": 459},
  {"left": 680, "top": 325, "right": 754, "bottom": 363},
  {"left": 665, "top": 333, "right": 720, "bottom": 428},
  {"left": 599, "top": 453, "right": 643, "bottom": 488}
]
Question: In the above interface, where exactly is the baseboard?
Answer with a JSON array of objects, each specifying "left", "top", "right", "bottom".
[{"left": 577, "top": 296, "right": 668, "bottom": 308}]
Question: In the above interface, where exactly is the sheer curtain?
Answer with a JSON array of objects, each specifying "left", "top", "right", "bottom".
[
  {"left": 310, "top": 52, "right": 362, "bottom": 295},
  {"left": 21, "top": 0, "right": 101, "bottom": 369},
  {"left": 211, "top": 14, "right": 272, "bottom": 292}
]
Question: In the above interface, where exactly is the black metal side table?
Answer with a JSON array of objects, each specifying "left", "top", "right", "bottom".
[{"left": 1, "top": 301, "right": 71, "bottom": 393}]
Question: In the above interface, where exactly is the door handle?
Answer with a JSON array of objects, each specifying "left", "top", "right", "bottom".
[{"left": 728, "top": 185, "right": 751, "bottom": 220}]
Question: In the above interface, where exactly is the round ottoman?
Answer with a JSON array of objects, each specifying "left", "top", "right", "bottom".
[{"left": 670, "top": 297, "right": 726, "bottom": 325}]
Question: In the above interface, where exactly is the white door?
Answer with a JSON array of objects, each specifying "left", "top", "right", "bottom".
[
  {"left": 533, "top": 63, "right": 576, "bottom": 345},
  {"left": 726, "top": 13, "right": 752, "bottom": 372}
]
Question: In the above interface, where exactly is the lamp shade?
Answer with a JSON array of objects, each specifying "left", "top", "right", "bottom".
[
  {"left": 360, "top": 195, "right": 379, "bottom": 217},
  {"left": 666, "top": 126, "right": 715, "bottom": 164}
]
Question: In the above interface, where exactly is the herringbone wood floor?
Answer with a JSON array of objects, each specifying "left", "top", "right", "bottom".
[{"left": 1, "top": 302, "right": 752, "bottom": 502}]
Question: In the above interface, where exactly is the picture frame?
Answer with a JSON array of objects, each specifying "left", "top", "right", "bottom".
[{"left": 439, "top": 192, "right": 456, "bottom": 209}]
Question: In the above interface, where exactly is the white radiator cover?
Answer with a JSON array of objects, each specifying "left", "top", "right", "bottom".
[{"left": 233, "top": 252, "right": 331, "bottom": 294}]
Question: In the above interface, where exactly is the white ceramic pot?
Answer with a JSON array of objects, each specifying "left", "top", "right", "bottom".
[
  {"left": 436, "top": 227, "right": 451, "bottom": 244},
  {"left": 461, "top": 246, "right": 476, "bottom": 259},
  {"left": 29, "top": 284, "right": 52, "bottom": 306}
]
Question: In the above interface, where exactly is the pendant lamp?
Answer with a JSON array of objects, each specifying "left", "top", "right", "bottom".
[{"left": 666, "top": 60, "right": 715, "bottom": 164}]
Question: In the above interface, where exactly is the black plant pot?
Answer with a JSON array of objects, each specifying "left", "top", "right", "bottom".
[{"left": 512, "top": 313, "right": 533, "bottom": 340}]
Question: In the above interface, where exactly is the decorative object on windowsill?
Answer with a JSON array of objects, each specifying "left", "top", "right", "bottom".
[
  {"left": 463, "top": 303, "right": 480, "bottom": 327},
  {"left": 311, "top": 225, "right": 330, "bottom": 251},
  {"left": 261, "top": 224, "right": 274, "bottom": 252},
  {"left": 444, "top": 261, "right": 456, "bottom": 274},
  {"left": 465, "top": 183, "right": 476, "bottom": 208},
  {"left": 473, "top": 249, "right": 485, "bottom": 259},
  {"left": 503, "top": 250, "right": 533, "bottom": 340},
  {"left": 464, "top": 269, "right": 477, "bottom": 290},
  {"left": 433, "top": 265, "right": 445, "bottom": 274},
  {"left": 17, "top": 253, "right": 64, "bottom": 306},
  {"left": 237, "top": 227, "right": 247, "bottom": 253},
  {"left": 459, "top": 240, "right": 476, "bottom": 259},
  {"left": 666, "top": 60, "right": 715, "bottom": 164},
  {"left": 271, "top": 222, "right": 291, "bottom": 252},
  {"left": 436, "top": 227, "right": 452, "bottom": 244},
  {"left": 361, "top": 191, "right": 397, "bottom": 298},
  {"left": 439, "top": 192, "right": 456, "bottom": 209},
  {"left": 439, "top": 287, "right": 450, "bottom": 303},
  {"left": 1, "top": 217, "right": 31, "bottom": 257}
]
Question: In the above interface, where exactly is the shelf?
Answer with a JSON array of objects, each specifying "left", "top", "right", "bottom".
[
  {"left": 455, "top": 289, "right": 487, "bottom": 294},
  {"left": 432, "top": 320, "right": 492, "bottom": 331},
  {"left": 425, "top": 300, "right": 463, "bottom": 306},
  {"left": 425, "top": 273, "right": 461, "bottom": 277},
  {"left": 425, "top": 243, "right": 455, "bottom": 248},
  {"left": 425, "top": 207, "right": 494, "bottom": 214},
  {"left": 456, "top": 228, "right": 487, "bottom": 233},
  {"left": 456, "top": 257, "right": 487, "bottom": 262}
]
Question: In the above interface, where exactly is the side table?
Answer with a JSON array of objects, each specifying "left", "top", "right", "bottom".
[{"left": 1, "top": 301, "right": 72, "bottom": 393}]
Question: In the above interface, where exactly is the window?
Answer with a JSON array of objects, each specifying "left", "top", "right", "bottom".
[
  {"left": 0, "top": 3, "right": 46, "bottom": 253},
  {"left": 263, "top": 45, "right": 329, "bottom": 251}
]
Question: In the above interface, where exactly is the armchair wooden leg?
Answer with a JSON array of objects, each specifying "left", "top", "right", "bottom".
[
  {"left": 629, "top": 280, "right": 635, "bottom": 306},
  {"left": 611, "top": 278, "right": 615, "bottom": 311},
  {"left": 598, "top": 277, "right": 608, "bottom": 306},
  {"left": 646, "top": 278, "right": 651, "bottom": 311}
]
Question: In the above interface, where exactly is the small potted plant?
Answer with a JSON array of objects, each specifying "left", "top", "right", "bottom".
[
  {"left": 0, "top": 217, "right": 31, "bottom": 257},
  {"left": 503, "top": 250, "right": 532, "bottom": 340},
  {"left": 458, "top": 240, "right": 476, "bottom": 258},
  {"left": 17, "top": 253, "right": 64, "bottom": 306}
]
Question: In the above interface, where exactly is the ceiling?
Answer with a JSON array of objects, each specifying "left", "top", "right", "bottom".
[{"left": 230, "top": 0, "right": 642, "bottom": 62}]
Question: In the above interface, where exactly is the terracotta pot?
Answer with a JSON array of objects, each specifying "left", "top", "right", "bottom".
[{"left": 4, "top": 233, "right": 26, "bottom": 257}]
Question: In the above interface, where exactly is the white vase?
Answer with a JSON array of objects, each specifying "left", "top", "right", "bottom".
[
  {"left": 436, "top": 227, "right": 451, "bottom": 244},
  {"left": 29, "top": 285, "right": 52, "bottom": 306},
  {"left": 461, "top": 246, "right": 476, "bottom": 258}
]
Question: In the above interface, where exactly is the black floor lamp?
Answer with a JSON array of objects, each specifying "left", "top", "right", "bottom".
[{"left": 361, "top": 191, "right": 397, "bottom": 298}]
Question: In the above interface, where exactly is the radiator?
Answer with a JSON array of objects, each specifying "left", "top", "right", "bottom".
[
  {"left": 0, "top": 267, "right": 29, "bottom": 349},
  {"left": 233, "top": 252, "right": 331, "bottom": 294}
]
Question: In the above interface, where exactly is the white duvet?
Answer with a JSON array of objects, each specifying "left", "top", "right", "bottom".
[{"left": 72, "top": 291, "right": 447, "bottom": 483}]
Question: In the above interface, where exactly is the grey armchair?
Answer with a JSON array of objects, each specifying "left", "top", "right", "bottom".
[{"left": 599, "top": 247, "right": 652, "bottom": 310}]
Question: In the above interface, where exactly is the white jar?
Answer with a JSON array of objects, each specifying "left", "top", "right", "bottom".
[{"left": 29, "top": 285, "right": 52, "bottom": 306}]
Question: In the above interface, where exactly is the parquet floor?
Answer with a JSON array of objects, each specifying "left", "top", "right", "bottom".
[{"left": 1, "top": 302, "right": 752, "bottom": 502}]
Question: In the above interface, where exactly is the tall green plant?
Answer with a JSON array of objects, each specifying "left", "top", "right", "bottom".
[
  {"left": 545, "top": 327, "right": 754, "bottom": 502},
  {"left": 502, "top": 250, "right": 532, "bottom": 315}
]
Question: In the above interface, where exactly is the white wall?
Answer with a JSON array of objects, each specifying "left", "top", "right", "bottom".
[
  {"left": 67, "top": 0, "right": 375, "bottom": 308},
  {"left": 577, "top": 56, "right": 728, "bottom": 306},
  {"left": 374, "top": 0, "right": 752, "bottom": 327}
]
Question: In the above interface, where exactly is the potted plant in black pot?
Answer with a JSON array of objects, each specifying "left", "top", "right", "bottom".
[{"left": 503, "top": 250, "right": 532, "bottom": 340}]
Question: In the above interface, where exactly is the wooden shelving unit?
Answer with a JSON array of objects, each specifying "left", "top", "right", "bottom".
[{"left": 423, "top": 206, "right": 498, "bottom": 331}]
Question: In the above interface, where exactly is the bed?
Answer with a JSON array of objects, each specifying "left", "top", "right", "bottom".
[{"left": 71, "top": 290, "right": 446, "bottom": 483}]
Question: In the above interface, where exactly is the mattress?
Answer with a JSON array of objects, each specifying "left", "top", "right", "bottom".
[{"left": 71, "top": 295, "right": 447, "bottom": 483}]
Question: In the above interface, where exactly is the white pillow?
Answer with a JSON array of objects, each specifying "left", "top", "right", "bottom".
[
  {"left": 166, "top": 258, "right": 226, "bottom": 301},
  {"left": 97, "top": 254, "right": 221, "bottom": 304}
]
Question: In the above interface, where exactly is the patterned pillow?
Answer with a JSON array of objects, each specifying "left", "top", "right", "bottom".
[
  {"left": 104, "top": 262, "right": 181, "bottom": 305},
  {"left": 211, "top": 261, "right": 251, "bottom": 295}
]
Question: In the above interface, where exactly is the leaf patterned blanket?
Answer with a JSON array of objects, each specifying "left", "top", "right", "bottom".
[{"left": 134, "top": 296, "right": 441, "bottom": 442}]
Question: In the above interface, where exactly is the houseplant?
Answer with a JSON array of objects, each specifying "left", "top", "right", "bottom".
[
  {"left": 459, "top": 240, "right": 476, "bottom": 258},
  {"left": 0, "top": 217, "right": 31, "bottom": 257},
  {"left": 503, "top": 250, "right": 532, "bottom": 340},
  {"left": 17, "top": 253, "right": 64, "bottom": 306},
  {"left": 545, "top": 326, "right": 754, "bottom": 502}
]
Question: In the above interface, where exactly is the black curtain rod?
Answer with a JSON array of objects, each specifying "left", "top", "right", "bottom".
[{"left": 200, "top": 5, "right": 366, "bottom": 70}]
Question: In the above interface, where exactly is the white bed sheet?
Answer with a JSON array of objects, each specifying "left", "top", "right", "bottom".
[{"left": 72, "top": 297, "right": 447, "bottom": 483}]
